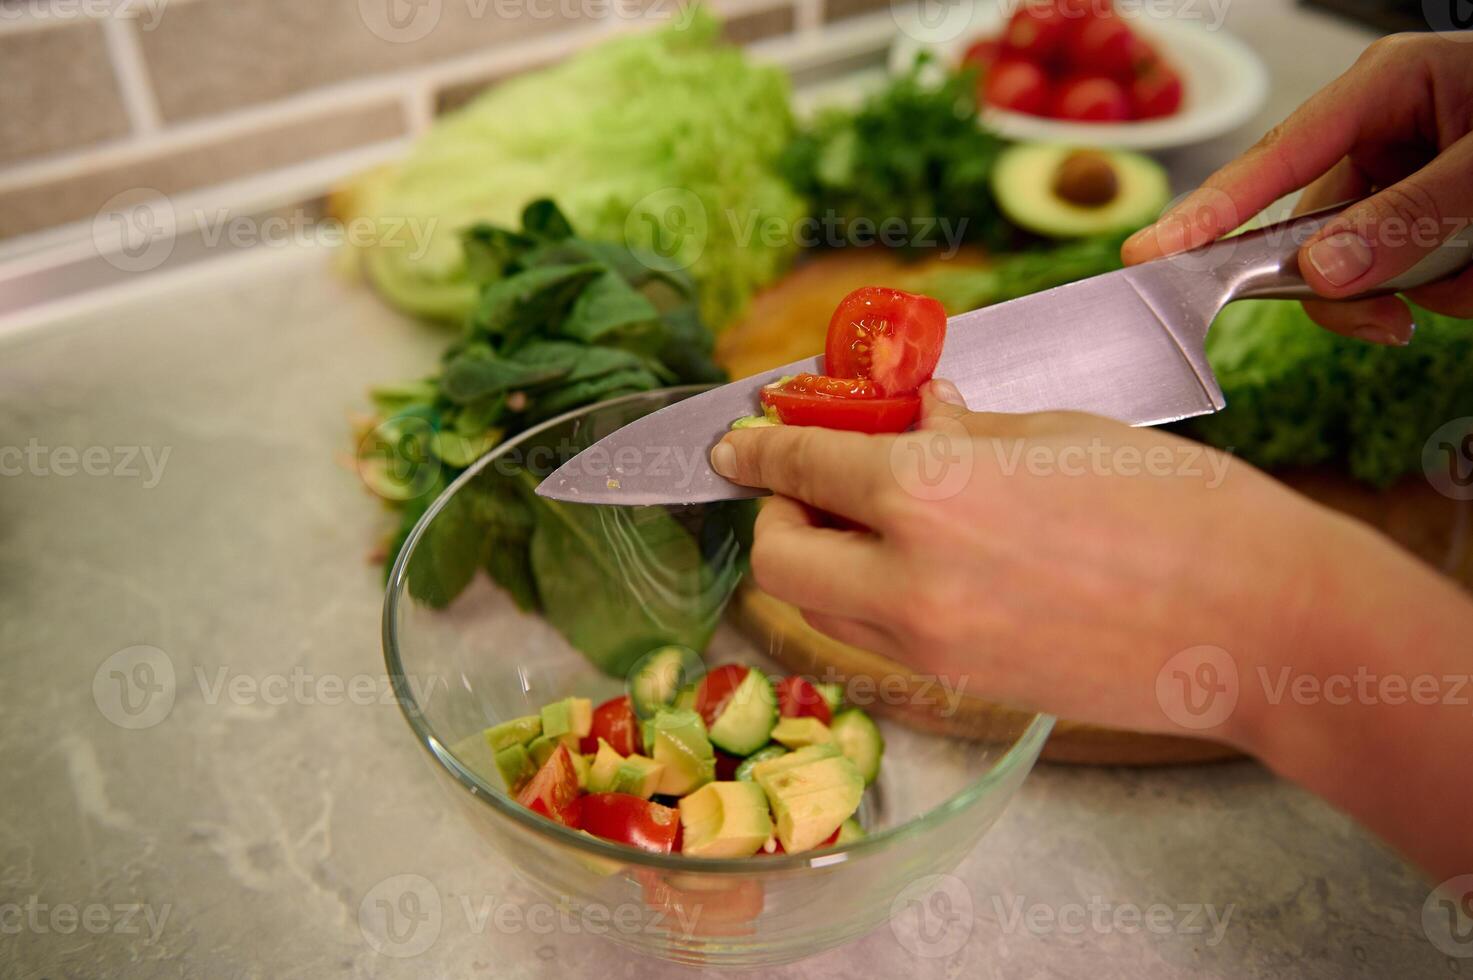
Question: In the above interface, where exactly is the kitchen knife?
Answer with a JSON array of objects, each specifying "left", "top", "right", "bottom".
[{"left": 537, "top": 203, "right": 1471, "bottom": 506}]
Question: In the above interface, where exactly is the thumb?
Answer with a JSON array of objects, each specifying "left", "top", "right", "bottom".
[
  {"left": 1298, "top": 132, "right": 1473, "bottom": 299},
  {"left": 919, "top": 378, "right": 969, "bottom": 427}
]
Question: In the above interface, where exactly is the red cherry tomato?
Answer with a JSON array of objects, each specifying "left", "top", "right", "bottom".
[
  {"left": 775, "top": 676, "right": 833, "bottom": 726},
  {"left": 694, "top": 664, "right": 750, "bottom": 729},
  {"left": 1050, "top": 74, "right": 1131, "bottom": 122},
  {"left": 1129, "top": 61, "right": 1183, "bottom": 118},
  {"left": 825, "top": 286, "right": 947, "bottom": 397},
  {"left": 515, "top": 743, "right": 579, "bottom": 826},
  {"left": 580, "top": 695, "right": 640, "bottom": 756},
  {"left": 760, "top": 382, "right": 921, "bottom": 433},
  {"left": 1002, "top": 1, "right": 1071, "bottom": 62},
  {"left": 983, "top": 58, "right": 1051, "bottom": 117},
  {"left": 571, "top": 793, "right": 680, "bottom": 854},
  {"left": 714, "top": 749, "right": 744, "bottom": 782},
  {"left": 1064, "top": 13, "right": 1138, "bottom": 78},
  {"left": 961, "top": 36, "right": 1002, "bottom": 70}
]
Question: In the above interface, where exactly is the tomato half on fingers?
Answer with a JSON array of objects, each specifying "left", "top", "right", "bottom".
[
  {"left": 571, "top": 793, "right": 680, "bottom": 854},
  {"left": 825, "top": 287, "right": 947, "bottom": 396},
  {"left": 760, "top": 377, "right": 921, "bottom": 434}
]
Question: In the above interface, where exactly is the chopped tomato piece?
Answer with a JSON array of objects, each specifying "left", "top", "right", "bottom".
[
  {"left": 824, "top": 287, "right": 946, "bottom": 396},
  {"left": 580, "top": 694, "right": 640, "bottom": 756},
  {"left": 694, "top": 664, "right": 750, "bottom": 729},
  {"left": 514, "top": 743, "right": 579, "bottom": 826},
  {"left": 570, "top": 793, "right": 680, "bottom": 854},
  {"left": 760, "top": 382, "right": 921, "bottom": 433},
  {"left": 775, "top": 676, "right": 832, "bottom": 726}
]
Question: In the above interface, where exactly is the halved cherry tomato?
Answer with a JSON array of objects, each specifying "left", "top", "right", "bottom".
[
  {"left": 1002, "top": 0, "right": 1072, "bottom": 62},
  {"left": 760, "top": 382, "right": 921, "bottom": 434},
  {"left": 570, "top": 793, "right": 680, "bottom": 854},
  {"left": 580, "top": 695, "right": 640, "bottom": 756},
  {"left": 515, "top": 743, "right": 579, "bottom": 826},
  {"left": 775, "top": 676, "right": 832, "bottom": 726},
  {"left": 694, "top": 664, "right": 750, "bottom": 729},
  {"left": 1129, "top": 61, "right": 1183, "bottom": 118},
  {"left": 825, "top": 287, "right": 947, "bottom": 397},
  {"left": 1050, "top": 74, "right": 1131, "bottom": 122},
  {"left": 983, "top": 58, "right": 1052, "bottom": 117},
  {"left": 761, "top": 825, "right": 841, "bottom": 855}
]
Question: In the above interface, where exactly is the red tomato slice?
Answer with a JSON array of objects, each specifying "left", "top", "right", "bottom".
[
  {"left": 1050, "top": 74, "right": 1131, "bottom": 122},
  {"left": 580, "top": 695, "right": 640, "bottom": 756},
  {"left": 515, "top": 743, "right": 579, "bottom": 826},
  {"left": 760, "top": 383, "right": 921, "bottom": 434},
  {"left": 983, "top": 59, "right": 1051, "bottom": 117},
  {"left": 694, "top": 664, "right": 750, "bottom": 729},
  {"left": 825, "top": 287, "right": 947, "bottom": 397},
  {"left": 570, "top": 793, "right": 680, "bottom": 854},
  {"left": 775, "top": 676, "right": 833, "bottom": 726}
]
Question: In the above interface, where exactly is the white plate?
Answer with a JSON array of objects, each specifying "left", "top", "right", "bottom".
[{"left": 890, "top": 3, "right": 1269, "bottom": 151}]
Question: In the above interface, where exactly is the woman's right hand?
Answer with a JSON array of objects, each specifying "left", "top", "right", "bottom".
[{"left": 1122, "top": 32, "right": 1473, "bottom": 346}]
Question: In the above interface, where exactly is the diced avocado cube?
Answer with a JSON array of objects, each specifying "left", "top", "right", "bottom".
[
  {"left": 750, "top": 743, "right": 840, "bottom": 781},
  {"left": 734, "top": 745, "right": 787, "bottom": 782},
  {"left": 612, "top": 754, "right": 665, "bottom": 799},
  {"left": 770, "top": 716, "right": 832, "bottom": 749},
  {"left": 587, "top": 738, "right": 625, "bottom": 794},
  {"left": 707, "top": 669, "right": 777, "bottom": 756},
  {"left": 540, "top": 697, "right": 593, "bottom": 739},
  {"left": 484, "top": 714, "right": 542, "bottom": 752},
  {"left": 494, "top": 743, "right": 535, "bottom": 791},
  {"left": 678, "top": 781, "right": 773, "bottom": 858},
  {"left": 528, "top": 732, "right": 579, "bottom": 767},
  {"left": 835, "top": 818, "right": 865, "bottom": 845},
  {"left": 829, "top": 709, "right": 884, "bottom": 786},
  {"left": 569, "top": 748, "right": 592, "bottom": 790},
  {"left": 754, "top": 753, "right": 864, "bottom": 854},
  {"left": 650, "top": 708, "right": 715, "bottom": 796}
]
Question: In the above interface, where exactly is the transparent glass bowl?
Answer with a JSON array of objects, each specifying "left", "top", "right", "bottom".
[{"left": 384, "top": 386, "right": 1054, "bottom": 968}]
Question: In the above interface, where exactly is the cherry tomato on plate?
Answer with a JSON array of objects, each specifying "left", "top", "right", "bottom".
[
  {"left": 1002, "top": 0, "right": 1072, "bottom": 62},
  {"left": 571, "top": 793, "right": 681, "bottom": 854},
  {"left": 825, "top": 286, "right": 947, "bottom": 397},
  {"left": 1129, "top": 61, "right": 1183, "bottom": 118},
  {"left": 960, "top": 36, "right": 1002, "bottom": 70},
  {"left": 1050, "top": 74, "right": 1131, "bottom": 122},
  {"left": 983, "top": 58, "right": 1052, "bottom": 117},
  {"left": 775, "top": 676, "right": 832, "bottom": 726},
  {"left": 514, "top": 743, "right": 579, "bottom": 826},
  {"left": 580, "top": 694, "right": 640, "bottom": 756},
  {"left": 694, "top": 664, "right": 750, "bottom": 729},
  {"left": 760, "top": 381, "right": 921, "bottom": 434},
  {"left": 1064, "top": 12, "right": 1138, "bottom": 79}
]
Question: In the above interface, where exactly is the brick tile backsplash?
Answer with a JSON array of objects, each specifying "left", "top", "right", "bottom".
[{"left": 0, "top": 20, "right": 132, "bottom": 166}]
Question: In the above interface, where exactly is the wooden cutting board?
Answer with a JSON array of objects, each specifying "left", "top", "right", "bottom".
[{"left": 718, "top": 249, "right": 1473, "bottom": 766}]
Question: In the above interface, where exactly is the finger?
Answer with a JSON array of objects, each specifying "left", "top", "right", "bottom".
[
  {"left": 1298, "top": 132, "right": 1473, "bottom": 299},
  {"left": 919, "top": 378, "right": 970, "bottom": 429},
  {"left": 800, "top": 609, "right": 898, "bottom": 657},
  {"left": 1403, "top": 263, "right": 1473, "bottom": 319},
  {"left": 712, "top": 424, "right": 893, "bottom": 524},
  {"left": 1300, "top": 296, "right": 1414, "bottom": 345},
  {"left": 747, "top": 494, "right": 887, "bottom": 619},
  {"left": 1292, "top": 156, "right": 1371, "bottom": 215}
]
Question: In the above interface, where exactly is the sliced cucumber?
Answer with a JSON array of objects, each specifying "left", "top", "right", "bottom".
[
  {"left": 707, "top": 669, "right": 777, "bottom": 756},
  {"left": 829, "top": 709, "right": 883, "bottom": 786},
  {"left": 734, "top": 744, "right": 787, "bottom": 782},
  {"left": 815, "top": 682, "right": 845, "bottom": 715},
  {"left": 627, "top": 646, "right": 706, "bottom": 719},
  {"left": 835, "top": 818, "right": 865, "bottom": 844}
]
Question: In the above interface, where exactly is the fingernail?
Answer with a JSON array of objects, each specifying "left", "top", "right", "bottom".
[
  {"left": 928, "top": 378, "right": 966, "bottom": 406},
  {"left": 1353, "top": 325, "right": 1410, "bottom": 346},
  {"left": 710, "top": 440, "right": 736, "bottom": 478},
  {"left": 1307, "top": 232, "right": 1374, "bottom": 287}
]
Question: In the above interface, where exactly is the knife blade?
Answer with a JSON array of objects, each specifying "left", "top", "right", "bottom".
[{"left": 536, "top": 203, "right": 1471, "bottom": 506}]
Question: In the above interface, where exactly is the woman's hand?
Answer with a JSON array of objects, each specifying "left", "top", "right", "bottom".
[
  {"left": 1122, "top": 32, "right": 1473, "bottom": 346},
  {"left": 712, "top": 382, "right": 1473, "bottom": 878}
]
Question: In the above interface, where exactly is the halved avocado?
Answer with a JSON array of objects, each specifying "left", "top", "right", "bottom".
[{"left": 992, "top": 143, "right": 1169, "bottom": 239}]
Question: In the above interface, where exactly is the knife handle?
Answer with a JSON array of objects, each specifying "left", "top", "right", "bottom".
[{"left": 1194, "top": 201, "right": 1473, "bottom": 302}]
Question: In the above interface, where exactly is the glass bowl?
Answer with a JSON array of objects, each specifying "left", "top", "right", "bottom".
[{"left": 383, "top": 385, "right": 1054, "bottom": 968}]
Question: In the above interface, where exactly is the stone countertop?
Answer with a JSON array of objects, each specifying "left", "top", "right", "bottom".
[{"left": 1, "top": 6, "right": 1457, "bottom": 978}]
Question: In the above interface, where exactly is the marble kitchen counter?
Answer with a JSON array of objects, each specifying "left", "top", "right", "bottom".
[{"left": 1, "top": 4, "right": 1461, "bottom": 977}]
